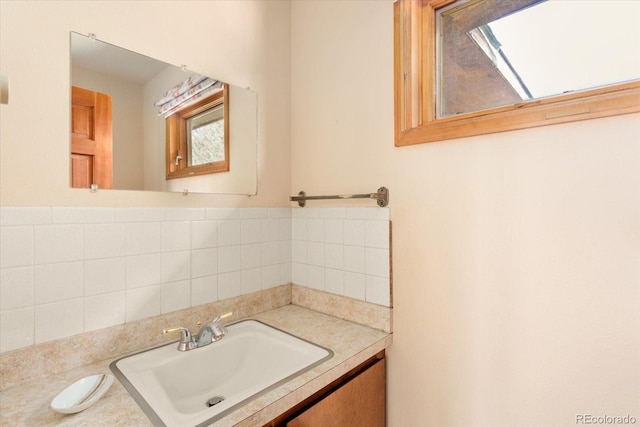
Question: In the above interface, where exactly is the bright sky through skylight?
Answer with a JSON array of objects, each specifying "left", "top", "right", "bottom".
[{"left": 487, "top": 0, "right": 640, "bottom": 98}]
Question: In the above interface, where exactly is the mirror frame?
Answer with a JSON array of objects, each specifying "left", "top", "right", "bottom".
[{"left": 394, "top": 0, "right": 640, "bottom": 146}]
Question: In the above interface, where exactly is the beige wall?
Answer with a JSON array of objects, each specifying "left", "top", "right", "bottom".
[
  {"left": 291, "top": 1, "right": 639, "bottom": 426},
  {"left": 0, "top": 0, "right": 291, "bottom": 207}
]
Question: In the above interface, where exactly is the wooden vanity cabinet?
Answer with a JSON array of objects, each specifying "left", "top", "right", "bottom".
[{"left": 266, "top": 351, "right": 386, "bottom": 427}]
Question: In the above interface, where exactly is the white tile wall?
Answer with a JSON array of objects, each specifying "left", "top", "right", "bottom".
[
  {"left": 125, "top": 222, "right": 161, "bottom": 255},
  {"left": 0, "top": 226, "right": 33, "bottom": 268},
  {"left": 126, "top": 254, "right": 162, "bottom": 289},
  {"left": 34, "top": 225, "right": 83, "bottom": 264},
  {"left": 217, "top": 271, "right": 242, "bottom": 300},
  {"left": 84, "top": 291, "right": 125, "bottom": 332},
  {"left": 34, "top": 262, "right": 83, "bottom": 304},
  {"left": 125, "top": 285, "right": 161, "bottom": 323},
  {"left": 0, "top": 206, "right": 390, "bottom": 354},
  {"left": 191, "top": 248, "right": 218, "bottom": 278},
  {"left": 83, "top": 223, "right": 125, "bottom": 260},
  {"left": 0, "top": 306, "right": 34, "bottom": 350},
  {"left": 84, "top": 258, "right": 125, "bottom": 296},
  {"left": 291, "top": 207, "right": 391, "bottom": 307},
  {"left": 34, "top": 298, "right": 83, "bottom": 343},
  {"left": 161, "top": 280, "right": 191, "bottom": 313},
  {"left": 191, "top": 275, "right": 217, "bottom": 306},
  {"left": 0, "top": 267, "right": 34, "bottom": 310},
  {"left": 344, "top": 271, "right": 366, "bottom": 300}
]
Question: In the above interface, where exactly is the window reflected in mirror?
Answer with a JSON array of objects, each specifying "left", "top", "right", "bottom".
[
  {"left": 165, "top": 84, "right": 230, "bottom": 179},
  {"left": 187, "top": 103, "right": 225, "bottom": 167}
]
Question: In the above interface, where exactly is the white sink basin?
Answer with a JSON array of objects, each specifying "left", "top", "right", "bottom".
[{"left": 110, "top": 319, "right": 333, "bottom": 427}]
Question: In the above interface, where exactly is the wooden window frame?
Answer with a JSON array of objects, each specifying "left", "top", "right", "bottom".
[
  {"left": 166, "top": 84, "right": 229, "bottom": 179},
  {"left": 394, "top": 0, "right": 640, "bottom": 146}
]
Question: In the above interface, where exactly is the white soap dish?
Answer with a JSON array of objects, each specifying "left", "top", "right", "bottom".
[{"left": 50, "top": 373, "right": 114, "bottom": 414}]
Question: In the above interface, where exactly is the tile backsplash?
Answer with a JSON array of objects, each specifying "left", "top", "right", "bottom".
[
  {"left": 0, "top": 206, "right": 390, "bottom": 354},
  {"left": 291, "top": 207, "right": 390, "bottom": 307}
]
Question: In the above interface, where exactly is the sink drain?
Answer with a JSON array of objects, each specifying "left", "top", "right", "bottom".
[{"left": 206, "top": 396, "right": 225, "bottom": 407}]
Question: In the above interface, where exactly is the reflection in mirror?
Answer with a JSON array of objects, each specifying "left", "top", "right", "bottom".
[
  {"left": 437, "top": 0, "right": 640, "bottom": 118},
  {"left": 189, "top": 101, "right": 225, "bottom": 166},
  {"left": 70, "top": 32, "right": 257, "bottom": 194},
  {"left": 165, "top": 84, "right": 230, "bottom": 179}
]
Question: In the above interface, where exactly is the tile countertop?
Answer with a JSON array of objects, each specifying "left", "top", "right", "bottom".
[{"left": 0, "top": 305, "right": 392, "bottom": 427}]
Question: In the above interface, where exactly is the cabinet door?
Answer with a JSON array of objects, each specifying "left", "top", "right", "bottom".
[{"left": 287, "top": 358, "right": 385, "bottom": 427}]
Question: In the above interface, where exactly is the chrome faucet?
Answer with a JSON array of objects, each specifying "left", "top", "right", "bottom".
[
  {"left": 162, "top": 312, "right": 233, "bottom": 351},
  {"left": 195, "top": 312, "right": 233, "bottom": 347}
]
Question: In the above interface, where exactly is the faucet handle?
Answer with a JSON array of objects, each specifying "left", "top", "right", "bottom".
[
  {"left": 162, "top": 326, "right": 191, "bottom": 340},
  {"left": 162, "top": 326, "right": 196, "bottom": 351},
  {"left": 212, "top": 311, "right": 233, "bottom": 323},
  {"left": 207, "top": 312, "right": 232, "bottom": 341}
]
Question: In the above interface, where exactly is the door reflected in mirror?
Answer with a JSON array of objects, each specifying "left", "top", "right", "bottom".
[
  {"left": 70, "top": 32, "right": 257, "bottom": 194},
  {"left": 70, "top": 86, "right": 113, "bottom": 189}
]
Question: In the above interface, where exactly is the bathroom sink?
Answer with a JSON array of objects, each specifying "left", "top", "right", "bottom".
[{"left": 110, "top": 319, "right": 333, "bottom": 427}]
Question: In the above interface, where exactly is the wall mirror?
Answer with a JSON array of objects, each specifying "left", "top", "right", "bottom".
[
  {"left": 70, "top": 32, "right": 257, "bottom": 194},
  {"left": 394, "top": 0, "right": 640, "bottom": 146}
]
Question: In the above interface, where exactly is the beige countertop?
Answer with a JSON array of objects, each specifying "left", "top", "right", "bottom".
[{"left": 0, "top": 305, "right": 392, "bottom": 427}]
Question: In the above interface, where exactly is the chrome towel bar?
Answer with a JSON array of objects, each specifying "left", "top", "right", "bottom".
[{"left": 290, "top": 186, "right": 389, "bottom": 207}]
